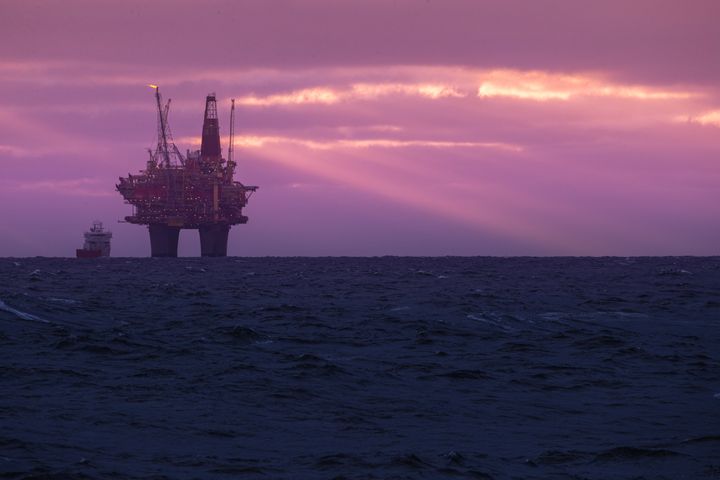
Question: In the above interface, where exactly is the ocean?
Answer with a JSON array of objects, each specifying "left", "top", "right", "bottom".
[{"left": 1, "top": 257, "right": 719, "bottom": 479}]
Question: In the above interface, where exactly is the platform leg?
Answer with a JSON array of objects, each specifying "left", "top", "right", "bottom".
[
  {"left": 199, "top": 224, "right": 230, "bottom": 257},
  {"left": 149, "top": 224, "right": 180, "bottom": 257}
]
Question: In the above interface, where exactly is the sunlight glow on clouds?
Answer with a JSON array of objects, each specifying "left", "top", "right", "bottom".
[
  {"left": 694, "top": 110, "right": 720, "bottom": 127},
  {"left": 236, "top": 82, "right": 466, "bottom": 106},
  {"left": 672, "top": 110, "right": 720, "bottom": 127},
  {"left": 231, "top": 67, "right": 703, "bottom": 113},
  {"left": 351, "top": 83, "right": 466, "bottom": 100},
  {"left": 177, "top": 135, "right": 523, "bottom": 152},
  {"left": 477, "top": 70, "right": 696, "bottom": 101},
  {"left": 237, "top": 88, "right": 341, "bottom": 106}
]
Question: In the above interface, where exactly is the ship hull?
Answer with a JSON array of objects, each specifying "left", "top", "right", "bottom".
[{"left": 76, "top": 249, "right": 103, "bottom": 258}]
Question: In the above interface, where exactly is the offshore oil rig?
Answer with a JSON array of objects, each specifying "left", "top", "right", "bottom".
[{"left": 117, "top": 86, "right": 257, "bottom": 257}]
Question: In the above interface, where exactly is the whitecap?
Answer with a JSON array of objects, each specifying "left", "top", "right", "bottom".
[
  {"left": 467, "top": 313, "right": 514, "bottom": 332},
  {"left": 0, "top": 299, "right": 49, "bottom": 323},
  {"left": 185, "top": 266, "right": 207, "bottom": 273},
  {"left": 47, "top": 297, "right": 79, "bottom": 305}
]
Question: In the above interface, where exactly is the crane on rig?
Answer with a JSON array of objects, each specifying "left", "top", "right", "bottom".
[{"left": 147, "top": 85, "right": 184, "bottom": 168}]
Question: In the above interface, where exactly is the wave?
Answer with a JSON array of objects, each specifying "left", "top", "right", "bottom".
[{"left": 0, "top": 299, "right": 48, "bottom": 323}]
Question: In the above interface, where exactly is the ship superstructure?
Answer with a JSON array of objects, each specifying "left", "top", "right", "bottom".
[
  {"left": 76, "top": 221, "right": 112, "bottom": 258},
  {"left": 116, "top": 87, "right": 257, "bottom": 257}
]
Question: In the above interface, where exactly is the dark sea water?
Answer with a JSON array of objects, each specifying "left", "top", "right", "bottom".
[{"left": 1, "top": 257, "right": 719, "bottom": 479}]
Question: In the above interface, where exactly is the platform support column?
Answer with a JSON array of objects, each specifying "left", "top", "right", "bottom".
[
  {"left": 149, "top": 224, "right": 180, "bottom": 257},
  {"left": 199, "top": 224, "right": 230, "bottom": 257}
]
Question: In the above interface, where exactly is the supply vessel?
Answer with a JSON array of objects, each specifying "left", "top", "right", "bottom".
[
  {"left": 116, "top": 86, "right": 257, "bottom": 257},
  {"left": 76, "top": 221, "right": 112, "bottom": 258}
]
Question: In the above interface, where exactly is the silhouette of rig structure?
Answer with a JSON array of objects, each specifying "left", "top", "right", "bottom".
[{"left": 117, "top": 87, "right": 257, "bottom": 257}]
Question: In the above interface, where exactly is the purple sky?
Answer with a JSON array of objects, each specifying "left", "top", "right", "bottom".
[{"left": 1, "top": 0, "right": 719, "bottom": 256}]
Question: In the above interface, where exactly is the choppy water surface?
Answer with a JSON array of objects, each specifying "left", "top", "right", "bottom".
[{"left": 1, "top": 257, "right": 719, "bottom": 479}]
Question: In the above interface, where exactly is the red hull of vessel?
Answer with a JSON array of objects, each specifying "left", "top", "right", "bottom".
[{"left": 76, "top": 249, "right": 102, "bottom": 258}]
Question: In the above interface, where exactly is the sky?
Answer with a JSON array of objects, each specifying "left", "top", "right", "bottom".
[{"left": 0, "top": 0, "right": 719, "bottom": 256}]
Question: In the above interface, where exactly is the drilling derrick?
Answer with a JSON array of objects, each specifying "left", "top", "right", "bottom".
[
  {"left": 201, "top": 95, "right": 222, "bottom": 164},
  {"left": 116, "top": 87, "right": 258, "bottom": 257}
]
